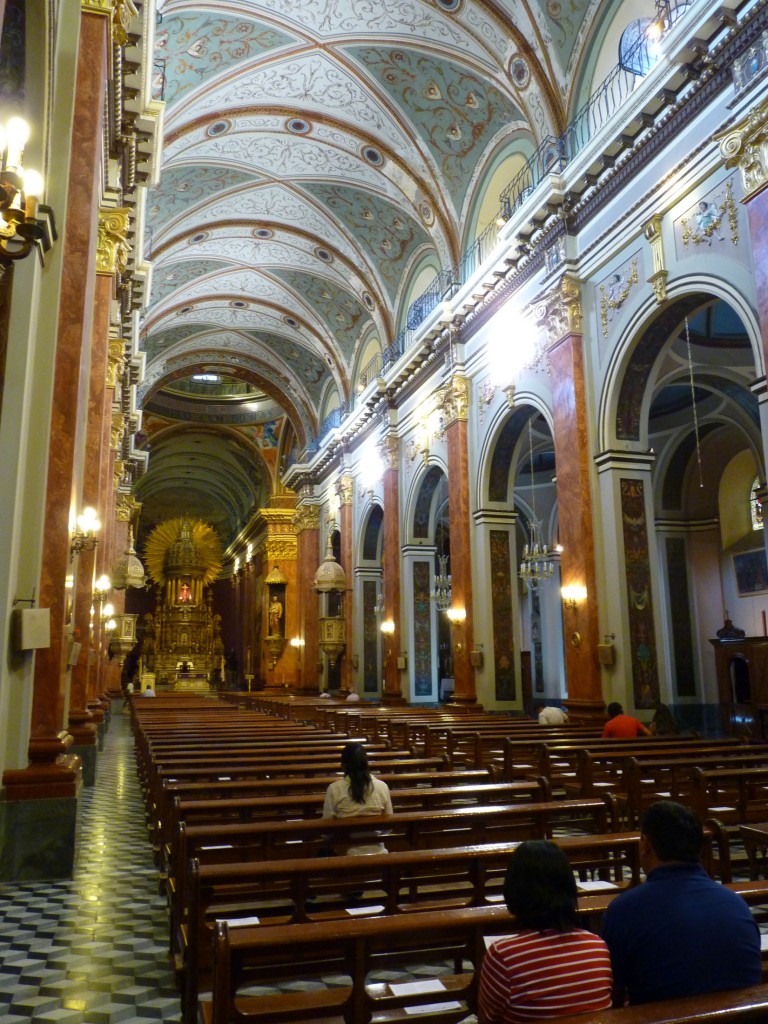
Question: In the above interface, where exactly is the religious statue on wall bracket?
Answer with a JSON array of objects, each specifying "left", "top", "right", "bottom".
[{"left": 263, "top": 564, "right": 288, "bottom": 668}]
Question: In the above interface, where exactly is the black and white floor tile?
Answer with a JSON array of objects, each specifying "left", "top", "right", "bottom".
[{"left": 0, "top": 712, "right": 180, "bottom": 1024}]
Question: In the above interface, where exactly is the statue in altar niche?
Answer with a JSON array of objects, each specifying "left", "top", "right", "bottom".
[
  {"left": 142, "top": 516, "right": 224, "bottom": 689},
  {"left": 269, "top": 593, "right": 284, "bottom": 636}
]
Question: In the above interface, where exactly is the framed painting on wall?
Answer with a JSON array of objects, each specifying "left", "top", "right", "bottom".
[{"left": 733, "top": 548, "right": 768, "bottom": 596}]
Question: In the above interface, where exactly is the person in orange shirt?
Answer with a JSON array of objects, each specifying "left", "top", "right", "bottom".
[{"left": 602, "top": 702, "right": 650, "bottom": 738}]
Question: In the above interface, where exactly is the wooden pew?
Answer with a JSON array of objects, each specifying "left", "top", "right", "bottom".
[
  {"left": 690, "top": 765, "right": 768, "bottom": 824},
  {"left": 180, "top": 833, "right": 641, "bottom": 1021},
  {"left": 169, "top": 797, "right": 615, "bottom": 937},
  {"left": 555, "top": 984, "right": 768, "bottom": 1024}
]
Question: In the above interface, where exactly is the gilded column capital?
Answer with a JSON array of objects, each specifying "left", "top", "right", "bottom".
[
  {"left": 642, "top": 215, "right": 668, "bottom": 304},
  {"left": 294, "top": 505, "right": 321, "bottom": 532},
  {"left": 97, "top": 208, "right": 132, "bottom": 277},
  {"left": 113, "top": 459, "right": 125, "bottom": 491},
  {"left": 379, "top": 433, "right": 400, "bottom": 471},
  {"left": 443, "top": 373, "right": 469, "bottom": 426},
  {"left": 338, "top": 475, "right": 354, "bottom": 506},
  {"left": 111, "top": 410, "right": 126, "bottom": 451},
  {"left": 107, "top": 339, "right": 126, "bottom": 389},
  {"left": 116, "top": 494, "right": 141, "bottom": 522},
  {"left": 536, "top": 274, "right": 583, "bottom": 346},
  {"left": 717, "top": 97, "right": 768, "bottom": 201}
]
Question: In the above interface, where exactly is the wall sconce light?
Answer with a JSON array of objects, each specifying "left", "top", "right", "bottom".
[
  {"left": 290, "top": 637, "right": 305, "bottom": 649},
  {"left": 70, "top": 507, "right": 101, "bottom": 558},
  {"left": 93, "top": 574, "right": 112, "bottom": 602},
  {"left": 380, "top": 618, "right": 395, "bottom": 635},
  {"left": 105, "top": 618, "right": 117, "bottom": 633},
  {"left": 561, "top": 584, "right": 587, "bottom": 611},
  {"left": 446, "top": 606, "right": 466, "bottom": 623},
  {"left": 101, "top": 602, "right": 115, "bottom": 621},
  {"left": 0, "top": 117, "right": 50, "bottom": 269}
]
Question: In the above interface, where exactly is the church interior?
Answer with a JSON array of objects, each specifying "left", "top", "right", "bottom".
[{"left": 3, "top": 0, "right": 768, "bottom": 1019}]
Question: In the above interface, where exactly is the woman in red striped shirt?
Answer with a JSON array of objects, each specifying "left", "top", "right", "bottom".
[{"left": 479, "top": 841, "right": 612, "bottom": 1024}]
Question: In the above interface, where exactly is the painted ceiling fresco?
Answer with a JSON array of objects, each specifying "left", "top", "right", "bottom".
[{"left": 141, "top": 0, "right": 607, "bottom": 542}]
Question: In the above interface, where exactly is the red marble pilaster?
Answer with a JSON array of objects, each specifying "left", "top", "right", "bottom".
[
  {"left": 549, "top": 331, "right": 603, "bottom": 721},
  {"left": 339, "top": 484, "right": 353, "bottom": 694},
  {"left": 4, "top": 11, "right": 108, "bottom": 798},
  {"left": 69, "top": 273, "right": 111, "bottom": 742},
  {"left": 381, "top": 445, "right": 405, "bottom": 704},
  {"left": 446, "top": 413, "right": 477, "bottom": 705},
  {"left": 296, "top": 510, "right": 320, "bottom": 693}
]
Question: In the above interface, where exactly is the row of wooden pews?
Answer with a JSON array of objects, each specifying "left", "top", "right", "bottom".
[{"left": 131, "top": 694, "right": 768, "bottom": 1024}]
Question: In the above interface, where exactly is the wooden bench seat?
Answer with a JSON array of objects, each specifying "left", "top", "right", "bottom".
[
  {"left": 554, "top": 983, "right": 768, "bottom": 1024},
  {"left": 690, "top": 765, "right": 768, "bottom": 824}
]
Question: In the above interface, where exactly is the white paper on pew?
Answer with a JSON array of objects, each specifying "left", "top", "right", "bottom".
[
  {"left": 709, "top": 806, "right": 736, "bottom": 812},
  {"left": 577, "top": 880, "right": 618, "bottom": 892},
  {"left": 220, "top": 916, "right": 260, "bottom": 927},
  {"left": 217, "top": 776, "right": 231, "bottom": 781},
  {"left": 487, "top": 894, "right": 505, "bottom": 903},
  {"left": 389, "top": 980, "right": 446, "bottom": 996},
  {"left": 654, "top": 791, "right": 671, "bottom": 798},
  {"left": 485, "top": 934, "right": 515, "bottom": 948},
  {"left": 345, "top": 904, "right": 385, "bottom": 916},
  {"left": 404, "top": 1002, "right": 462, "bottom": 1014},
  {"left": 760, "top": 934, "right": 768, "bottom": 952},
  {"left": 201, "top": 844, "right": 233, "bottom": 850}
]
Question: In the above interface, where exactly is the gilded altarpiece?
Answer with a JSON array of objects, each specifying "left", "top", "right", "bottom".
[
  {"left": 362, "top": 580, "right": 379, "bottom": 693},
  {"left": 413, "top": 561, "right": 432, "bottom": 697},
  {"left": 490, "top": 530, "right": 516, "bottom": 701},
  {"left": 620, "top": 479, "right": 660, "bottom": 707}
]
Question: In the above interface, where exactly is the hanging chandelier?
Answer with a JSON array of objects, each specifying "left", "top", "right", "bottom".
[
  {"left": 519, "top": 517, "right": 556, "bottom": 591},
  {"left": 518, "top": 418, "right": 558, "bottom": 591},
  {"left": 431, "top": 553, "right": 452, "bottom": 611}
]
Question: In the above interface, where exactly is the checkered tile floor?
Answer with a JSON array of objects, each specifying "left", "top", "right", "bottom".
[{"left": 0, "top": 710, "right": 180, "bottom": 1024}]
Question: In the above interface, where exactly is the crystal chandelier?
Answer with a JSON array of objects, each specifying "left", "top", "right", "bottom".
[
  {"left": 431, "top": 553, "right": 452, "bottom": 611},
  {"left": 518, "top": 418, "right": 557, "bottom": 591}
]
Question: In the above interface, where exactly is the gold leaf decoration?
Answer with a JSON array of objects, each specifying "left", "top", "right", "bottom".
[{"left": 143, "top": 517, "right": 223, "bottom": 588}]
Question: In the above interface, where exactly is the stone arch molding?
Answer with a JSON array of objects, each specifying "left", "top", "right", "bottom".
[
  {"left": 597, "top": 277, "right": 764, "bottom": 455},
  {"left": 404, "top": 460, "right": 449, "bottom": 547}
]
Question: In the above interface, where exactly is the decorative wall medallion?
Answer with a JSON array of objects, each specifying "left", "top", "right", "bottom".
[
  {"left": 679, "top": 180, "right": 739, "bottom": 249},
  {"left": 434, "top": 0, "right": 462, "bottom": 10},
  {"left": 286, "top": 117, "right": 310, "bottom": 134},
  {"left": 477, "top": 378, "right": 497, "bottom": 422},
  {"left": 284, "top": 316, "right": 298, "bottom": 327},
  {"left": 598, "top": 256, "right": 639, "bottom": 338},
  {"left": 362, "top": 145, "right": 384, "bottom": 166},
  {"left": 207, "top": 119, "right": 231, "bottom": 137},
  {"left": 732, "top": 31, "right": 768, "bottom": 96},
  {"left": 189, "top": 232, "right": 208, "bottom": 244},
  {"left": 254, "top": 228, "right": 273, "bottom": 239},
  {"left": 509, "top": 55, "right": 530, "bottom": 90},
  {"left": 314, "top": 247, "right": 333, "bottom": 262}
]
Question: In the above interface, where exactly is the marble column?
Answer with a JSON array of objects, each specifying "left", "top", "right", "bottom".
[
  {"left": 539, "top": 276, "right": 603, "bottom": 723},
  {"left": 68, "top": 252, "right": 117, "bottom": 780},
  {"left": 295, "top": 504, "right": 321, "bottom": 693},
  {"left": 443, "top": 373, "right": 478, "bottom": 706},
  {"left": 380, "top": 433, "right": 405, "bottom": 704},
  {"left": 1, "top": 5, "right": 110, "bottom": 876}
]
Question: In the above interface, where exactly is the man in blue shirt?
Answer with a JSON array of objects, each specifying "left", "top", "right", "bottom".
[{"left": 602, "top": 800, "right": 761, "bottom": 1006}]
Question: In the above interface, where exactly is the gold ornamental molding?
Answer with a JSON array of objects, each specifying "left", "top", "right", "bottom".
[
  {"left": 116, "top": 494, "right": 141, "bottom": 522},
  {"left": 106, "top": 339, "right": 126, "bottom": 389},
  {"left": 293, "top": 505, "right": 321, "bottom": 532},
  {"left": 111, "top": 410, "right": 126, "bottom": 451},
  {"left": 113, "top": 458, "right": 125, "bottom": 491},
  {"left": 717, "top": 97, "right": 768, "bottom": 202},
  {"left": 96, "top": 208, "right": 131, "bottom": 277},
  {"left": 379, "top": 432, "right": 400, "bottom": 471},
  {"left": 642, "top": 216, "right": 668, "bottom": 304},
  {"left": 81, "top": 0, "right": 137, "bottom": 47},
  {"left": 265, "top": 538, "right": 297, "bottom": 562},
  {"left": 536, "top": 275, "right": 583, "bottom": 347}
]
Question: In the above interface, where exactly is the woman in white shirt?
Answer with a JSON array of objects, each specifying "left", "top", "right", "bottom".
[{"left": 322, "top": 743, "right": 392, "bottom": 854}]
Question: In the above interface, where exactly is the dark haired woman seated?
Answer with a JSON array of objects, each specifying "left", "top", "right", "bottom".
[
  {"left": 479, "top": 841, "right": 612, "bottom": 1023},
  {"left": 322, "top": 742, "right": 392, "bottom": 855}
]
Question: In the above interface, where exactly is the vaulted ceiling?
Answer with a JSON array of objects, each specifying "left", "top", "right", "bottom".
[{"left": 137, "top": 0, "right": 611, "bottom": 545}]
